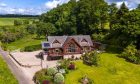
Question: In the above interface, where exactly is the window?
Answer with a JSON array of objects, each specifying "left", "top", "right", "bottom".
[
  {"left": 67, "top": 43, "right": 76, "bottom": 53},
  {"left": 55, "top": 49, "right": 61, "bottom": 53},
  {"left": 81, "top": 39, "right": 88, "bottom": 43},
  {"left": 53, "top": 39, "right": 60, "bottom": 44}
]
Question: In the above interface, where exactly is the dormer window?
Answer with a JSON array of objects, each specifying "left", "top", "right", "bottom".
[
  {"left": 81, "top": 39, "right": 88, "bottom": 43},
  {"left": 53, "top": 39, "right": 60, "bottom": 44}
]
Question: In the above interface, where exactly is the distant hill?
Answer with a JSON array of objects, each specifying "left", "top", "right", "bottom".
[{"left": 0, "top": 14, "right": 39, "bottom": 18}]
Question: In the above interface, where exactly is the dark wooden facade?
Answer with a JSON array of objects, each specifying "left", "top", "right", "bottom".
[{"left": 47, "top": 38, "right": 92, "bottom": 57}]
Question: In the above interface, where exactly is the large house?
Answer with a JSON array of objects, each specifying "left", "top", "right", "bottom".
[{"left": 42, "top": 35, "right": 93, "bottom": 60}]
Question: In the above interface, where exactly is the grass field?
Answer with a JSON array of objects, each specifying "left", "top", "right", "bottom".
[
  {"left": 0, "top": 18, "right": 36, "bottom": 26},
  {"left": 0, "top": 56, "right": 18, "bottom": 84},
  {"left": 0, "top": 18, "right": 23, "bottom": 26},
  {"left": 65, "top": 53, "right": 140, "bottom": 84},
  {"left": 7, "top": 35, "right": 45, "bottom": 51}
]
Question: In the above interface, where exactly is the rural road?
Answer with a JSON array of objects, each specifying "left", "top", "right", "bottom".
[{"left": 0, "top": 47, "right": 33, "bottom": 84}]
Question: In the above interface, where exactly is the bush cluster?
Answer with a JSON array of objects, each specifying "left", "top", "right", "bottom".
[
  {"left": 54, "top": 73, "right": 65, "bottom": 84},
  {"left": 82, "top": 51, "right": 100, "bottom": 66},
  {"left": 119, "top": 44, "right": 140, "bottom": 64},
  {"left": 58, "top": 59, "right": 76, "bottom": 70},
  {"left": 34, "top": 68, "right": 65, "bottom": 84},
  {"left": 68, "top": 62, "right": 75, "bottom": 70},
  {"left": 23, "top": 44, "right": 41, "bottom": 52}
]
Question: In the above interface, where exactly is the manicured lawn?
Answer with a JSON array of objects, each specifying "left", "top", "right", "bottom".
[
  {"left": 65, "top": 53, "right": 140, "bottom": 84},
  {"left": 0, "top": 56, "right": 18, "bottom": 84},
  {"left": 7, "top": 35, "right": 45, "bottom": 51}
]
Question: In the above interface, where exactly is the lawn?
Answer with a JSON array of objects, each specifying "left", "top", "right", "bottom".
[
  {"left": 7, "top": 35, "right": 46, "bottom": 51},
  {"left": 65, "top": 53, "right": 140, "bottom": 84},
  {"left": 0, "top": 56, "right": 18, "bottom": 84}
]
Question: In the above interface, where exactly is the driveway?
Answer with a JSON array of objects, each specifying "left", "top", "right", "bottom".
[
  {"left": 10, "top": 51, "right": 58, "bottom": 82},
  {"left": 0, "top": 47, "right": 34, "bottom": 84}
]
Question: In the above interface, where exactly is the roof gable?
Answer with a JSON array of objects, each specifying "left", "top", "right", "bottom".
[
  {"left": 81, "top": 38, "right": 88, "bottom": 42},
  {"left": 53, "top": 39, "right": 60, "bottom": 44},
  {"left": 47, "top": 35, "right": 93, "bottom": 48},
  {"left": 63, "top": 37, "right": 82, "bottom": 49}
]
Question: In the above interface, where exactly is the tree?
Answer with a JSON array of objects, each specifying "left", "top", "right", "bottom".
[
  {"left": 82, "top": 51, "right": 100, "bottom": 66},
  {"left": 14, "top": 20, "right": 22, "bottom": 26},
  {"left": 23, "top": 20, "right": 30, "bottom": 24},
  {"left": 36, "top": 22, "right": 56, "bottom": 38},
  {"left": 26, "top": 24, "right": 37, "bottom": 34},
  {"left": 119, "top": 44, "right": 140, "bottom": 64},
  {"left": 109, "top": 3, "right": 118, "bottom": 30},
  {"left": 106, "top": 2, "right": 132, "bottom": 48},
  {"left": 136, "top": 4, "right": 140, "bottom": 10}
]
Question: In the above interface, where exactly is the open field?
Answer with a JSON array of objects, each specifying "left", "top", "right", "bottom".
[
  {"left": 65, "top": 53, "right": 140, "bottom": 84},
  {"left": 0, "top": 55, "right": 18, "bottom": 84},
  {"left": 0, "top": 18, "right": 37, "bottom": 26}
]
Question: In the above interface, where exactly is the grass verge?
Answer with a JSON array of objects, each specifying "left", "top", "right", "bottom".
[{"left": 0, "top": 56, "right": 18, "bottom": 84}]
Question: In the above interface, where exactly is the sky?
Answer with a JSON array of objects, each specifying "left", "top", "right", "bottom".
[{"left": 0, "top": 0, "right": 140, "bottom": 15}]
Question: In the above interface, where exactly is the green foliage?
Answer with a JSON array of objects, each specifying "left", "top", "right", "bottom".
[
  {"left": 33, "top": 69, "right": 52, "bottom": 83},
  {"left": 54, "top": 73, "right": 64, "bottom": 84},
  {"left": 105, "top": 45, "right": 123, "bottom": 53},
  {"left": 36, "top": 22, "right": 56, "bottom": 38},
  {"left": 92, "top": 33, "right": 105, "bottom": 42},
  {"left": 0, "top": 56, "right": 18, "bottom": 84},
  {"left": 106, "top": 2, "right": 140, "bottom": 48},
  {"left": 26, "top": 24, "right": 37, "bottom": 34},
  {"left": 0, "top": 26, "right": 27, "bottom": 43},
  {"left": 47, "top": 68, "right": 58, "bottom": 76},
  {"left": 1, "top": 43, "right": 8, "bottom": 51},
  {"left": 14, "top": 20, "right": 23, "bottom": 26},
  {"left": 22, "top": 44, "right": 41, "bottom": 52},
  {"left": 119, "top": 44, "right": 140, "bottom": 64},
  {"left": 23, "top": 20, "right": 29, "bottom": 24},
  {"left": 7, "top": 35, "right": 44, "bottom": 51},
  {"left": 40, "top": 0, "right": 109, "bottom": 35},
  {"left": 58, "top": 59, "right": 70, "bottom": 69},
  {"left": 82, "top": 51, "right": 100, "bottom": 66}
]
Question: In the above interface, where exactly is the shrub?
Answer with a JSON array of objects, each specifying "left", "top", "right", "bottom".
[
  {"left": 58, "top": 59, "right": 70, "bottom": 69},
  {"left": 54, "top": 73, "right": 64, "bottom": 84},
  {"left": 47, "top": 68, "right": 58, "bottom": 76},
  {"left": 119, "top": 44, "right": 140, "bottom": 64},
  {"left": 82, "top": 51, "right": 100, "bottom": 66},
  {"left": 1, "top": 43, "right": 8, "bottom": 51},
  {"left": 42, "top": 76, "right": 52, "bottom": 84},
  {"left": 23, "top": 44, "right": 41, "bottom": 52},
  {"left": 33, "top": 69, "right": 48, "bottom": 83},
  {"left": 68, "top": 62, "right": 75, "bottom": 70},
  {"left": 78, "top": 76, "right": 93, "bottom": 84}
]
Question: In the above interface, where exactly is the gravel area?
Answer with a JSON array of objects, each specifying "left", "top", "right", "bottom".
[{"left": 10, "top": 50, "right": 58, "bottom": 81}]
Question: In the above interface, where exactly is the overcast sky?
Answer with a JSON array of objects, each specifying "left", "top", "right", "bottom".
[{"left": 0, "top": 0, "right": 140, "bottom": 15}]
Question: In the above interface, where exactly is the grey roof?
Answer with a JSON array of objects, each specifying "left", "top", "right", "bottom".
[{"left": 46, "top": 35, "right": 93, "bottom": 48}]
